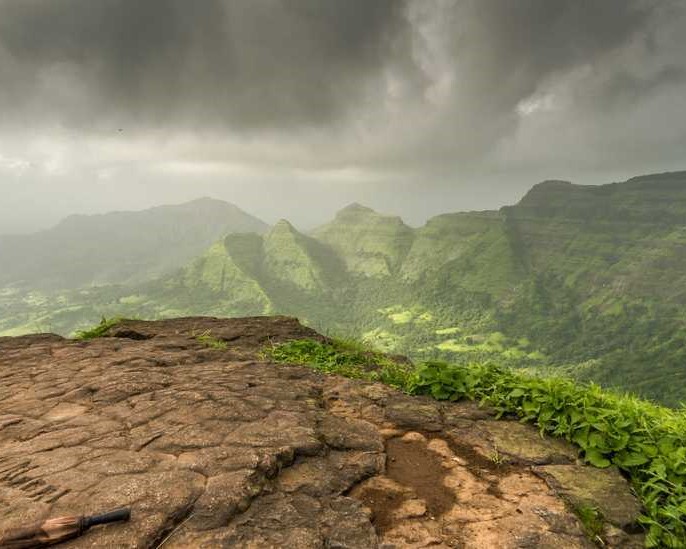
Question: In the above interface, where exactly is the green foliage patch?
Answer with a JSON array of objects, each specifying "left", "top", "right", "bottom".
[
  {"left": 265, "top": 338, "right": 411, "bottom": 390},
  {"left": 267, "top": 339, "right": 686, "bottom": 548},
  {"left": 195, "top": 330, "right": 229, "bottom": 350},
  {"left": 574, "top": 505, "right": 605, "bottom": 543},
  {"left": 73, "top": 317, "right": 123, "bottom": 340}
]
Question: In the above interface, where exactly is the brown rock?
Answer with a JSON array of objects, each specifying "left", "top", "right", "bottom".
[
  {"left": 318, "top": 415, "right": 384, "bottom": 452},
  {"left": 478, "top": 419, "right": 579, "bottom": 464},
  {"left": 533, "top": 464, "right": 643, "bottom": 529}
]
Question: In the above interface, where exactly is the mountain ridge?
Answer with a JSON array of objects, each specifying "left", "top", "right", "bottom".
[
  {"left": 0, "top": 198, "right": 269, "bottom": 289},
  {"left": 3, "top": 170, "right": 686, "bottom": 405}
]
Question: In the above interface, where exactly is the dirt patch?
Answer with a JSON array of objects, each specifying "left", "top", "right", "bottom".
[
  {"left": 440, "top": 434, "right": 513, "bottom": 497},
  {"left": 349, "top": 435, "right": 455, "bottom": 535},
  {"left": 351, "top": 487, "right": 407, "bottom": 533},
  {"left": 386, "top": 436, "right": 455, "bottom": 519}
]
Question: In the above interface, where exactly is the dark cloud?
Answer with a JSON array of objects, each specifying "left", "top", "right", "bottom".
[
  {"left": 453, "top": 0, "right": 655, "bottom": 113},
  {"left": 593, "top": 66, "right": 686, "bottom": 111},
  {"left": 380, "top": 0, "right": 665, "bottom": 165},
  {"left": 0, "top": 1, "right": 685, "bottom": 234},
  {"left": 0, "top": 0, "right": 671, "bottom": 136},
  {"left": 0, "top": 0, "right": 420, "bottom": 130}
]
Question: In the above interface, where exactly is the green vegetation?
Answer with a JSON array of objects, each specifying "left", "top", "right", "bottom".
[
  {"left": 575, "top": 505, "right": 605, "bottom": 543},
  {"left": 487, "top": 447, "right": 505, "bottom": 466},
  {"left": 268, "top": 338, "right": 686, "bottom": 548},
  {"left": 265, "top": 338, "right": 411, "bottom": 389},
  {"left": 74, "top": 317, "right": 122, "bottom": 340},
  {"left": 195, "top": 330, "right": 229, "bottom": 350}
]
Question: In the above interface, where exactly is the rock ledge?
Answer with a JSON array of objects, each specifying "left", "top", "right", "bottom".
[{"left": 0, "top": 317, "right": 643, "bottom": 547}]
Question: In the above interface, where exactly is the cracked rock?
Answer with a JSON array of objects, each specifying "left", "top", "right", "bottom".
[{"left": 0, "top": 316, "right": 643, "bottom": 548}]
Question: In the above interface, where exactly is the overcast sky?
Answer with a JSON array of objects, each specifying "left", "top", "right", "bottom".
[{"left": 1, "top": 0, "right": 685, "bottom": 233}]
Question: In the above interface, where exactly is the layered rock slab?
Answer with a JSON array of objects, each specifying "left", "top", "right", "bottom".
[{"left": 0, "top": 316, "right": 643, "bottom": 547}]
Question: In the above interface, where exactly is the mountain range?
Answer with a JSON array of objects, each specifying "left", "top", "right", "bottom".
[
  {"left": 0, "top": 197, "right": 267, "bottom": 289},
  {"left": 2, "top": 171, "right": 686, "bottom": 406}
]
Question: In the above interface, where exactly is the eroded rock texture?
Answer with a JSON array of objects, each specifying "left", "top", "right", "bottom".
[{"left": 0, "top": 317, "right": 643, "bottom": 548}]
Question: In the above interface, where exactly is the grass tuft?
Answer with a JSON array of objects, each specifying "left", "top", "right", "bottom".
[
  {"left": 74, "top": 317, "right": 123, "bottom": 340},
  {"left": 265, "top": 338, "right": 412, "bottom": 389},
  {"left": 195, "top": 330, "right": 229, "bottom": 350},
  {"left": 574, "top": 504, "right": 605, "bottom": 542}
]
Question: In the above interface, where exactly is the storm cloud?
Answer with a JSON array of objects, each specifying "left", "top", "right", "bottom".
[
  {"left": 0, "top": 0, "right": 422, "bottom": 130},
  {"left": 0, "top": 0, "right": 685, "bottom": 232}
]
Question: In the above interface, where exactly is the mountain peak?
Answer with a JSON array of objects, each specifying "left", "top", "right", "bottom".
[
  {"left": 536, "top": 179, "right": 573, "bottom": 186},
  {"left": 513, "top": 180, "right": 578, "bottom": 207},
  {"left": 269, "top": 218, "right": 298, "bottom": 234},
  {"left": 185, "top": 196, "right": 231, "bottom": 205},
  {"left": 266, "top": 219, "right": 303, "bottom": 241},
  {"left": 156, "top": 197, "right": 245, "bottom": 214},
  {"left": 337, "top": 202, "right": 377, "bottom": 216},
  {"left": 0, "top": 197, "right": 269, "bottom": 290},
  {"left": 316, "top": 203, "right": 411, "bottom": 235},
  {"left": 529, "top": 180, "right": 574, "bottom": 192}
]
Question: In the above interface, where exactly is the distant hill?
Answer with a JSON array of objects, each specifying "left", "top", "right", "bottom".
[
  {"left": 312, "top": 203, "right": 415, "bottom": 277},
  {"left": 2, "top": 171, "right": 686, "bottom": 405},
  {"left": 0, "top": 198, "right": 268, "bottom": 289}
]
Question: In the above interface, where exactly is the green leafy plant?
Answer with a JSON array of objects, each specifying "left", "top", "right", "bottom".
[
  {"left": 74, "top": 317, "right": 122, "bottom": 340},
  {"left": 488, "top": 447, "right": 505, "bottom": 466}
]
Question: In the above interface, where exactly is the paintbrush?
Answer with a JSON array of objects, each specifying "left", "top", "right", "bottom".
[{"left": 0, "top": 508, "right": 130, "bottom": 548}]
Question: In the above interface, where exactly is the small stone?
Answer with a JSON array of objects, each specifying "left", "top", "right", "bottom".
[
  {"left": 393, "top": 498, "right": 427, "bottom": 519},
  {"left": 400, "top": 431, "right": 427, "bottom": 443}
]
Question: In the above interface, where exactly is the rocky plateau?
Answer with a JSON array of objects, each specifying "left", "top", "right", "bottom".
[{"left": 0, "top": 317, "right": 644, "bottom": 548}]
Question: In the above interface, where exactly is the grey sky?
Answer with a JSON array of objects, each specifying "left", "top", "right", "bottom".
[{"left": 1, "top": 0, "right": 685, "bottom": 233}]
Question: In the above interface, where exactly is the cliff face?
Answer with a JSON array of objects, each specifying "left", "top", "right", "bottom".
[{"left": 0, "top": 317, "right": 643, "bottom": 547}]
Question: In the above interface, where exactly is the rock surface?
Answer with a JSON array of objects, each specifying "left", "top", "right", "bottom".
[{"left": 0, "top": 317, "right": 644, "bottom": 548}]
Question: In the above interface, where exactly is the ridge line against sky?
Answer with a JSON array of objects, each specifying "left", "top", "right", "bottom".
[
  {"left": 4, "top": 169, "right": 686, "bottom": 237},
  {"left": 1, "top": 0, "right": 685, "bottom": 233}
]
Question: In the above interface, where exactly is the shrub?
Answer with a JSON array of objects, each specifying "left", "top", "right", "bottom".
[
  {"left": 73, "top": 317, "right": 122, "bottom": 340},
  {"left": 265, "top": 338, "right": 412, "bottom": 389}
]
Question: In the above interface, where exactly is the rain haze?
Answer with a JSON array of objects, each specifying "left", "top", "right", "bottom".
[{"left": 1, "top": 0, "right": 685, "bottom": 233}]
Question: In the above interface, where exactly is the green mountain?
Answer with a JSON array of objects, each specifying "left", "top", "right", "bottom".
[
  {"left": 0, "top": 197, "right": 268, "bottom": 289},
  {"left": 312, "top": 203, "right": 414, "bottom": 277},
  {"left": 2, "top": 171, "right": 686, "bottom": 405}
]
